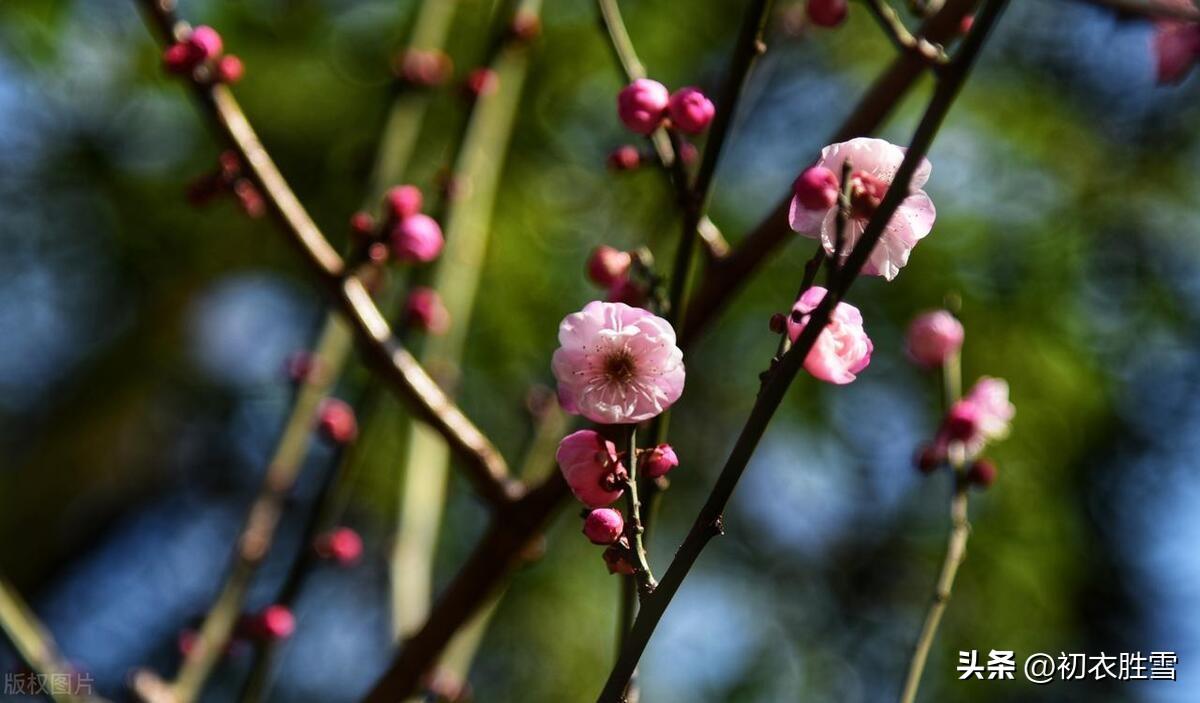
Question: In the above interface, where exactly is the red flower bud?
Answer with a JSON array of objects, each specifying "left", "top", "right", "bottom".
[{"left": 317, "top": 398, "right": 358, "bottom": 445}]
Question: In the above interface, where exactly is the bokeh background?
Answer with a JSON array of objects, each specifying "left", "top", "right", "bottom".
[{"left": 3, "top": 0, "right": 1200, "bottom": 701}]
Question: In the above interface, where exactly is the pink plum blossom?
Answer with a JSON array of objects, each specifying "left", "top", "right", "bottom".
[
  {"left": 786, "top": 286, "right": 873, "bottom": 385},
  {"left": 905, "top": 310, "right": 964, "bottom": 368},
  {"left": 617, "top": 79, "right": 670, "bottom": 135},
  {"left": 556, "top": 429, "right": 626, "bottom": 508},
  {"left": 552, "top": 301, "right": 685, "bottom": 424},
  {"left": 940, "top": 376, "right": 1014, "bottom": 455},
  {"left": 583, "top": 508, "right": 625, "bottom": 545},
  {"left": 789, "top": 138, "right": 935, "bottom": 281}
]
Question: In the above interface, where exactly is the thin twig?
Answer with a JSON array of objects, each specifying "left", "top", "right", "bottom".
[
  {"left": 897, "top": 349, "right": 970, "bottom": 703},
  {"left": 0, "top": 577, "right": 103, "bottom": 703},
  {"left": 596, "top": 0, "right": 1008, "bottom": 698},
  {"left": 134, "top": 0, "right": 516, "bottom": 508},
  {"left": 864, "top": 0, "right": 949, "bottom": 64},
  {"left": 622, "top": 427, "right": 657, "bottom": 597}
]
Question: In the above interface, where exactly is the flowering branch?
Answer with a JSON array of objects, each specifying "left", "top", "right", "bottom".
[
  {"left": 134, "top": 0, "right": 516, "bottom": 508},
  {"left": 681, "top": 0, "right": 977, "bottom": 348},
  {"left": 596, "top": 0, "right": 1009, "bottom": 698},
  {"left": 898, "top": 349, "right": 971, "bottom": 703},
  {"left": 595, "top": 0, "right": 729, "bottom": 259}
]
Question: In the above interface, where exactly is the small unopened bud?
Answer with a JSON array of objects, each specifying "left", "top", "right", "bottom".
[
  {"left": 914, "top": 444, "right": 943, "bottom": 474},
  {"left": 792, "top": 166, "right": 840, "bottom": 211},
  {"left": 187, "top": 26, "right": 224, "bottom": 62},
  {"left": 349, "top": 211, "right": 376, "bottom": 240},
  {"left": 233, "top": 180, "right": 265, "bottom": 218},
  {"left": 583, "top": 508, "right": 625, "bottom": 545},
  {"left": 390, "top": 214, "right": 445, "bottom": 263},
  {"left": 678, "top": 140, "right": 699, "bottom": 165},
  {"left": 162, "top": 42, "right": 197, "bottom": 75},
  {"left": 285, "top": 350, "right": 323, "bottom": 384},
  {"left": 367, "top": 241, "right": 390, "bottom": 264},
  {"left": 510, "top": 10, "right": 542, "bottom": 42},
  {"left": 943, "top": 401, "right": 979, "bottom": 443},
  {"left": 253, "top": 605, "right": 295, "bottom": 641},
  {"left": 463, "top": 67, "right": 499, "bottom": 99},
  {"left": 959, "top": 14, "right": 974, "bottom": 34},
  {"left": 667, "top": 87, "right": 715, "bottom": 134},
  {"left": 617, "top": 79, "right": 670, "bottom": 135},
  {"left": 405, "top": 286, "right": 451, "bottom": 335},
  {"left": 399, "top": 49, "right": 452, "bottom": 87},
  {"left": 586, "top": 245, "right": 633, "bottom": 288},
  {"left": 640, "top": 444, "right": 678, "bottom": 479},
  {"left": 317, "top": 398, "right": 358, "bottom": 445},
  {"left": 769, "top": 312, "right": 787, "bottom": 334},
  {"left": 807, "top": 0, "right": 848, "bottom": 27},
  {"left": 905, "top": 310, "right": 964, "bottom": 369},
  {"left": 315, "top": 527, "right": 363, "bottom": 566},
  {"left": 606, "top": 278, "right": 646, "bottom": 307},
  {"left": 385, "top": 185, "right": 423, "bottom": 221},
  {"left": 966, "top": 458, "right": 997, "bottom": 488},
  {"left": 603, "top": 538, "right": 636, "bottom": 575},
  {"left": 607, "top": 145, "right": 641, "bottom": 171},
  {"left": 216, "top": 54, "right": 244, "bottom": 84}
]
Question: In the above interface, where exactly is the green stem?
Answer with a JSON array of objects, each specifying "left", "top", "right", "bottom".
[{"left": 0, "top": 577, "right": 92, "bottom": 703}]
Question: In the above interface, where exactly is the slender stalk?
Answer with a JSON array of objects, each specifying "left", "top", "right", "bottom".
[
  {"left": 596, "top": 1, "right": 1007, "bottom": 698},
  {"left": 622, "top": 427, "right": 657, "bottom": 596},
  {"left": 863, "top": 0, "right": 949, "bottom": 64},
  {"left": 898, "top": 349, "right": 970, "bottom": 703},
  {"left": 391, "top": 0, "right": 541, "bottom": 644},
  {"left": 0, "top": 577, "right": 97, "bottom": 703}
]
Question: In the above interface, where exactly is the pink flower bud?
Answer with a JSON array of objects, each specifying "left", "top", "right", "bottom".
[
  {"left": 667, "top": 87, "right": 715, "bottom": 134},
  {"left": 914, "top": 443, "right": 943, "bottom": 474},
  {"left": 254, "top": 605, "right": 295, "bottom": 641},
  {"left": 607, "top": 145, "right": 641, "bottom": 171},
  {"left": 617, "top": 79, "right": 670, "bottom": 135},
  {"left": 1153, "top": 21, "right": 1200, "bottom": 85},
  {"left": 349, "top": 211, "right": 376, "bottom": 239},
  {"left": 603, "top": 539, "right": 636, "bottom": 575},
  {"left": 966, "top": 458, "right": 997, "bottom": 488},
  {"left": 605, "top": 278, "right": 647, "bottom": 307},
  {"left": 943, "top": 400, "right": 979, "bottom": 442},
  {"left": 640, "top": 443, "right": 678, "bottom": 479},
  {"left": 385, "top": 185, "right": 423, "bottom": 221},
  {"left": 556, "top": 430, "right": 626, "bottom": 508},
  {"left": 216, "top": 54, "right": 244, "bottom": 84},
  {"left": 678, "top": 140, "right": 699, "bottom": 165},
  {"left": 583, "top": 508, "right": 625, "bottom": 545},
  {"left": 905, "top": 310, "right": 964, "bottom": 368},
  {"left": 399, "top": 49, "right": 452, "bottom": 87},
  {"left": 959, "top": 14, "right": 974, "bottom": 34},
  {"left": 405, "top": 286, "right": 451, "bottom": 335},
  {"left": 232, "top": 180, "right": 265, "bottom": 218},
  {"left": 187, "top": 26, "right": 224, "bottom": 62},
  {"left": 390, "top": 213, "right": 444, "bottom": 262},
  {"left": 792, "top": 166, "right": 840, "bottom": 211},
  {"left": 315, "top": 527, "right": 363, "bottom": 566},
  {"left": 162, "top": 42, "right": 198, "bottom": 75},
  {"left": 510, "top": 10, "right": 542, "bottom": 42},
  {"left": 464, "top": 67, "right": 499, "bottom": 99},
  {"left": 807, "top": 0, "right": 848, "bottom": 27},
  {"left": 586, "top": 245, "right": 633, "bottom": 288},
  {"left": 318, "top": 398, "right": 358, "bottom": 445}
]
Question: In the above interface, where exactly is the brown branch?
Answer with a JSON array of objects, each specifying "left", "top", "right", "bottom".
[
  {"left": 597, "top": 0, "right": 1008, "bottom": 697},
  {"left": 682, "top": 0, "right": 978, "bottom": 348},
  {"left": 134, "top": 0, "right": 517, "bottom": 508}
]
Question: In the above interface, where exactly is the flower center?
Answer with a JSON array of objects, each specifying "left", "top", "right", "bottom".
[
  {"left": 849, "top": 170, "right": 888, "bottom": 219},
  {"left": 604, "top": 347, "right": 638, "bottom": 384}
]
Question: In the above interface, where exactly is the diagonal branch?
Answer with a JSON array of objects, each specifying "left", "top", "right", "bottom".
[
  {"left": 134, "top": 0, "right": 517, "bottom": 508},
  {"left": 597, "top": 0, "right": 1008, "bottom": 698}
]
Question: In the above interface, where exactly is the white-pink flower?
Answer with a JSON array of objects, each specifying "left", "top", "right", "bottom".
[
  {"left": 788, "top": 137, "right": 936, "bottom": 281},
  {"left": 786, "top": 286, "right": 873, "bottom": 385},
  {"left": 552, "top": 301, "right": 685, "bottom": 424},
  {"left": 964, "top": 376, "right": 1014, "bottom": 440}
]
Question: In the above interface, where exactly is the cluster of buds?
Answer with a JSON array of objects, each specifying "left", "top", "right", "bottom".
[
  {"left": 187, "top": 151, "right": 265, "bottom": 217},
  {"left": 314, "top": 526, "right": 364, "bottom": 566},
  {"left": 914, "top": 376, "right": 1014, "bottom": 488},
  {"left": 584, "top": 245, "right": 657, "bottom": 307},
  {"left": 617, "top": 79, "right": 715, "bottom": 136},
  {"left": 162, "top": 25, "right": 244, "bottom": 84}
]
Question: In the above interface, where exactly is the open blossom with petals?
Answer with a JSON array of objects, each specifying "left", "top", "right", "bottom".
[
  {"left": 905, "top": 310, "right": 964, "bottom": 368},
  {"left": 556, "top": 430, "right": 626, "bottom": 507},
  {"left": 940, "top": 376, "right": 1014, "bottom": 455},
  {"left": 786, "top": 286, "right": 872, "bottom": 385},
  {"left": 552, "top": 302, "right": 685, "bottom": 424},
  {"left": 789, "top": 138, "right": 935, "bottom": 281}
]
